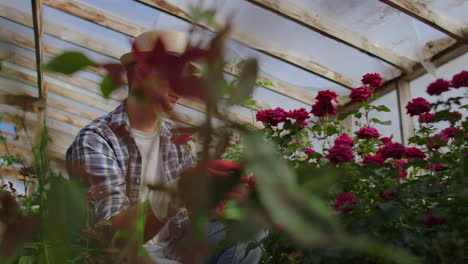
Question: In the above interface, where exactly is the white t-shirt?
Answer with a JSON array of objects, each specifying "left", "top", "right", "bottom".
[{"left": 130, "top": 127, "right": 171, "bottom": 242}]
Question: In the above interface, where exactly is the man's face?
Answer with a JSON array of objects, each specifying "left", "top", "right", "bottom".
[{"left": 127, "top": 64, "right": 181, "bottom": 113}]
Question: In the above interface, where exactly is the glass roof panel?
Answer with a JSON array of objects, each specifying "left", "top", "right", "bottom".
[{"left": 290, "top": 0, "right": 453, "bottom": 61}]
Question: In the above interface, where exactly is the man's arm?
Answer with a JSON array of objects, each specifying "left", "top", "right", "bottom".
[{"left": 66, "top": 131, "right": 171, "bottom": 243}]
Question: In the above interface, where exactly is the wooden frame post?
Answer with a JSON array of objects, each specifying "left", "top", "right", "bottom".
[{"left": 396, "top": 79, "right": 415, "bottom": 145}]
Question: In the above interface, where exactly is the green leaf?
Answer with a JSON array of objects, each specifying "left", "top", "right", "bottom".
[
  {"left": 373, "top": 105, "right": 391, "bottom": 112},
  {"left": 370, "top": 118, "right": 391, "bottom": 126},
  {"left": 18, "top": 256, "right": 34, "bottom": 264},
  {"left": 354, "top": 112, "right": 363, "bottom": 119},
  {"left": 100, "top": 75, "right": 117, "bottom": 98},
  {"left": 43, "top": 177, "right": 87, "bottom": 263},
  {"left": 256, "top": 81, "right": 274, "bottom": 87},
  {"left": 460, "top": 104, "right": 468, "bottom": 109},
  {"left": 230, "top": 58, "right": 258, "bottom": 105},
  {"left": 242, "top": 132, "right": 338, "bottom": 246},
  {"left": 44, "top": 51, "right": 95, "bottom": 74},
  {"left": 242, "top": 97, "right": 257, "bottom": 108},
  {"left": 223, "top": 200, "right": 246, "bottom": 220},
  {"left": 338, "top": 110, "right": 357, "bottom": 121}
]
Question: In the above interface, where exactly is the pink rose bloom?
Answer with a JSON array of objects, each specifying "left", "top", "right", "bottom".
[
  {"left": 442, "top": 127, "right": 461, "bottom": 139},
  {"left": 349, "top": 86, "right": 373, "bottom": 102},
  {"left": 287, "top": 108, "right": 310, "bottom": 126},
  {"left": 363, "top": 154, "right": 385, "bottom": 165},
  {"left": 391, "top": 159, "right": 408, "bottom": 167},
  {"left": 377, "top": 142, "right": 406, "bottom": 160},
  {"left": 361, "top": 73, "right": 383, "bottom": 87},
  {"left": 427, "top": 134, "right": 447, "bottom": 152},
  {"left": 406, "top": 97, "right": 431, "bottom": 116},
  {"left": 450, "top": 70, "right": 468, "bottom": 88},
  {"left": 315, "top": 90, "right": 339, "bottom": 102},
  {"left": 405, "top": 147, "right": 426, "bottom": 159},
  {"left": 305, "top": 148, "right": 315, "bottom": 155},
  {"left": 335, "top": 134, "right": 354, "bottom": 146},
  {"left": 333, "top": 193, "right": 358, "bottom": 213},
  {"left": 418, "top": 113, "right": 434, "bottom": 123},
  {"left": 426, "top": 78, "right": 450, "bottom": 96},
  {"left": 390, "top": 160, "right": 408, "bottom": 178},
  {"left": 256, "top": 107, "right": 287, "bottom": 126},
  {"left": 326, "top": 144, "right": 354, "bottom": 164},
  {"left": 380, "top": 137, "right": 392, "bottom": 144},
  {"left": 427, "top": 163, "right": 446, "bottom": 171},
  {"left": 422, "top": 208, "right": 447, "bottom": 227},
  {"left": 310, "top": 90, "right": 339, "bottom": 117},
  {"left": 355, "top": 126, "right": 380, "bottom": 139},
  {"left": 311, "top": 101, "right": 337, "bottom": 117}
]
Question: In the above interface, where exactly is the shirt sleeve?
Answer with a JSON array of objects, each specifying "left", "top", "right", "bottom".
[{"left": 66, "top": 130, "right": 130, "bottom": 221}]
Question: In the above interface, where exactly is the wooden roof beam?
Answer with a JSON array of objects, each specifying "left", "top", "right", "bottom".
[
  {"left": 41, "top": 0, "right": 352, "bottom": 94},
  {"left": 339, "top": 41, "right": 467, "bottom": 114},
  {"left": 1, "top": 5, "right": 269, "bottom": 115},
  {"left": 379, "top": 0, "right": 468, "bottom": 43},
  {"left": 133, "top": 0, "right": 359, "bottom": 88},
  {"left": 246, "top": 0, "right": 417, "bottom": 72}
]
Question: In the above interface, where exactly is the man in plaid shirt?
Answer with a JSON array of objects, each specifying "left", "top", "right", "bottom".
[{"left": 66, "top": 30, "right": 262, "bottom": 263}]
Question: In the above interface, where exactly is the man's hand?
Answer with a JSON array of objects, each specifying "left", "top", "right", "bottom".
[{"left": 177, "top": 160, "right": 244, "bottom": 212}]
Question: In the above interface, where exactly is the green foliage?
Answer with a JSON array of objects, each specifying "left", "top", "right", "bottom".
[
  {"left": 44, "top": 52, "right": 95, "bottom": 74},
  {"left": 230, "top": 59, "right": 258, "bottom": 105},
  {"left": 370, "top": 118, "right": 391, "bottom": 126},
  {"left": 100, "top": 75, "right": 116, "bottom": 98}
]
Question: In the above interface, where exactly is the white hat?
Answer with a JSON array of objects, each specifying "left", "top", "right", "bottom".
[{"left": 120, "top": 30, "right": 188, "bottom": 67}]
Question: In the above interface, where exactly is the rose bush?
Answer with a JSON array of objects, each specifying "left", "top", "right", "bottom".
[{"left": 224, "top": 72, "right": 467, "bottom": 263}]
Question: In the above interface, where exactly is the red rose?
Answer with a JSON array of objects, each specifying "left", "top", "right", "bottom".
[
  {"left": 426, "top": 78, "right": 450, "bottom": 95},
  {"left": 418, "top": 113, "right": 434, "bottom": 123},
  {"left": 404, "top": 147, "right": 426, "bottom": 159},
  {"left": 305, "top": 148, "right": 315, "bottom": 155},
  {"left": 363, "top": 154, "right": 385, "bottom": 165},
  {"left": 326, "top": 144, "right": 354, "bottom": 164},
  {"left": 355, "top": 126, "right": 380, "bottom": 139},
  {"left": 380, "top": 191, "right": 398, "bottom": 202},
  {"left": 171, "top": 134, "right": 193, "bottom": 145},
  {"left": 422, "top": 208, "right": 447, "bottom": 227},
  {"left": 379, "top": 137, "right": 392, "bottom": 144},
  {"left": 240, "top": 175, "right": 255, "bottom": 191},
  {"left": 405, "top": 97, "right": 431, "bottom": 116},
  {"left": 377, "top": 142, "right": 406, "bottom": 160},
  {"left": 286, "top": 108, "right": 310, "bottom": 126},
  {"left": 361, "top": 73, "right": 383, "bottom": 87},
  {"left": 207, "top": 160, "right": 243, "bottom": 177},
  {"left": 333, "top": 193, "right": 358, "bottom": 213},
  {"left": 349, "top": 86, "right": 373, "bottom": 102},
  {"left": 427, "top": 133, "right": 448, "bottom": 152},
  {"left": 316, "top": 90, "right": 339, "bottom": 102},
  {"left": 450, "top": 70, "right": 468, "bottom": 88},
  {"left": 311, "top": 90, "right": 339, "bottom": 117},
  {"left": 335, "top": 134, "right": 354, "bottom": 146},
  {"left": 427, "top": 163, "right": 446, "bottom": 171},
  {"left": 442, "top": 127, "right": 461, "bottom": 139},
  {"left": 256, "top": 107, "right": 287, "bottom": 126},
  {"left": 390, "top": 160, "right": 408, "bottom": 178}
]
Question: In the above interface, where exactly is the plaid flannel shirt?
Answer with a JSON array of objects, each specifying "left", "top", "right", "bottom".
[{"left": 66, "top": 102, "right": 196, "bottom": 240}]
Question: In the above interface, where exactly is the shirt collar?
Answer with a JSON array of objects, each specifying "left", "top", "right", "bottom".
[{"left": 109, "top": 101, "right": 172, "bottom": 138}]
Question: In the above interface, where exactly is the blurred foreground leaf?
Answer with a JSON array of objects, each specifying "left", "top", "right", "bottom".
[
  {"left": 44, "top": 52, "right": 95, "bottom": 74},
  {"left": 230, "top": 58, "right": 258, "bottom": 105},
  {"left": 100, "top": 75, "right": 116, "bottom": 98},
  {"left": 43, "top": 176, "right": 87, "bottom": 263},
  {"left": 242, "top": 132, "right": 338, "bottom": 246}
]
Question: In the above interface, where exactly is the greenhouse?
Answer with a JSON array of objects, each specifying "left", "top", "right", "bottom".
[{"left": 0, "top": 0, "right": 467, "bottom": 263}]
